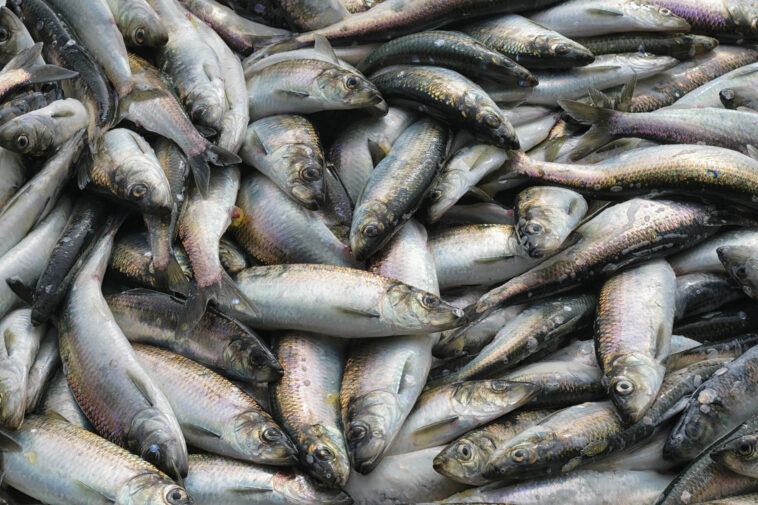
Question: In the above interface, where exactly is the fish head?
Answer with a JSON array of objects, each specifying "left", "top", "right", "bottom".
[
  {"left": 710, "top": 434, "right": 758, "bottom": 475},
  {"left": 229, "top": 410, "right": 298, "bottom": 465},
  {"left": 482, "top": 435, "right": 542, "bottom": 480},
  {"left": 619, "top": 53, "right": 678, "bottom": 76},
  {"left": 117, "top": 4, "right": 168, "bottom": 48},
  {"left": 688, "top": 35, "right": 719, "bottom": 57},
  {"left": 663, "top": 383, "right": 725, "bottom": 461},
  {"left": 313, "top": 68, "right": 384, "bottom": 110},
  {"left": 128, "top": 408, "right": 188, "bottom": 480},
  {"left": 471, "top": 100, "right": 518, "bottom": 150},
  {"left": 623, "top": 1, "right": 690, "bottom": 31},
  {"left": 727, "top": 4, "right": 758, "bottom": 37},
  {"left": 118, "top": 156, "right": 173, "bottom": 214},
  {"left": 0, "top": 364, "right": 25, "bottom": 429},
  {"left": 381, "top": 282, "right": 465, "bottom": 333},
  {"left": 433, "top": 437, "right": 491, "bottom": 486},
  {"left": 223, "top": 337, "right": 283, "bottom": 383},
  {"left": 344, "top": 390, "right": 400, "bottom": 474},
  {"left": 187, "top": 84, "right": 226, "bottom": 131},
  {"left": 0, "top": 7, "right": 31, "bottom": 64},
  {"left": 300, "top": 424, "right": 351, "bottom": 488},
  {"left": 0, "top": 114, "right": 54, "bottom": 155},
  {"left": 118, "top": 473, "right": 193, "bottom": 505},
  {"left": 452, "top": 380, "right": 538, "bottom": 417},
  {"left": 532, "top": 34, "right": 594, "bottom": 66},
  {"left": 272, "top": 471, "right": 353, "bottom": 505},
  {"left": 607, "top": 353, "right": 665, "bottom": 423},
  {"left": 273, "top": 144, "right": 324, "bottom": 209},
  {"left": 425, "top": 170, "right": 467, "bottom": 223},
  {"left": 717, "top": 246, "right": 758, "bottom": 299},
  {"left": 516, "top": 205, "right": 568, "bottom": 258},
  {"left": 349, "top": 200, "right": 390, "bottom": 261}
]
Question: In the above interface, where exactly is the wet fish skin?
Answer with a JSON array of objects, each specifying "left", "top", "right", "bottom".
[
  {"left": 0, "top": 90, "right": 57, "bottom": 127},
  {"left": 0, "top": 98, "right": 87, "bottom": 157},
  {"left": 0, "top": 6, "right": 38, "bottom": 66},
  {"left": 59, "top": 215, "right": 189, "bottom": 479},
  {"left": 665, "top": 345, "right": 758, "bottom": 462},
  {"left": 357, "top": 30, "right": 536, "bottom": 85},
  {"left": 1, "top": 415, "right": 194, "bottom": 505},
  {"left": 106, "top": 288, "right": 281, "bottom": 383},
  {"left": 647, "top": 0, "right": 758, "bottom": 41},
  {"left": 575, "top": 32, "right": 718, "bottom": 60},
  {"left": 665, "top": 336, "right": 758, "bottom": 372},
  {"left": 460, "top": 14, "right": 595, "bottom": 69},
  {"left": 670, "top": 229, "right": 758, "bottom": 276},
  {"left": 674, "top": 272, "right": 744, "bottom": 321},
  {"left": 240, "top": 115, "right": 325, "bottom": 210},
  {"left": 38, "top": 368, "right": 93, "bottom": 431},
  {"left": 0, "top": 43, "right": 78, "bottom": 109},
  {"left": 134, "top": 344, "right": 297, "bottom": 466},
  {"left": 370, "top": 66, "right": 517, "bottom": 149},
  {"left": 530, "top": 0, "right": 690, "bottom": 37},
  {"left": 720, "top": 86, "right": 758, "bottom": 112},
  {"left": 24, "top": 326, "right": 58, "bottom": 411},
  {"left": 183, "top": 454, "right": 352, "bottom": 505},
  {"left": 505, "top": 361, "right": 606, "bottom": 408},
  {"left": 673, "top": 301, "right": 758, "bottom": 343},
  {"left": 108, "top": 230, "right": 191, "bottom": 293},
  {"left": 104, "top": 0, "right": 168, "bottom": 47},
  {"left": 433, "top": 409, "right": 552, "bottom": 486},
  {"left": 0, "top": 309, "right": 44, "bottom": 428},
  {"left": 218, "top": 236, "right": 249, "bottom": 274},
  {"left": 350, "top": 117, "right": 449, "bottom": 261},
  {"left": 515, "top": 186, "right": 587, "bottom": 258},
  {"left": 271, "top": 332, "right": 350, "bottom": 488},
  {"left": 718, "top": 245, "right": 758, "bottom": 301}
]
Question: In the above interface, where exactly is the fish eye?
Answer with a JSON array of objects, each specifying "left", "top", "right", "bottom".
[
  {"left": 300, "top": 165, "right": 322, "bottom": 182},
  {"left": 429, "top": 188, "right": 443, "bottom": 202},
  {"left": 347, "top": 424, "right": 368, "bottom": 442},
  {"left": 659, "top": 7, "right": 672, "bottom": 15},
  {"left": 420, "top": 293, "right": 439, "bottom": 309},
  {"left": 134, "top": 27, "right": 146, "bottom": 45},
  {"left": 483, "top": 113, "right": 501, "bottom": 129},
  {"left": 738, "top": 439, "right": 755, "bottom": 457},
  {"left": 511, "top": 448, "right": 527, "bottom": 463},
  {"left": 735, "top": 266, "right": 748, "bottom": 280},
  {"left": 614, "top": 379, "right": 634, "bottom": 396},
  {"left": 315, "top": 447, "right": 334, "bottom": 460},
  {"left": 15, "top": 134, "right": 29, "bottom": 150},
  {"left": 144, "top": 443, "right": 161, "bottom": 464},
  {"left": 262, "top": 427, "right": 282, "bottom": 442},
  {"left": 345, "top": 75, "right": 360, "bottom": 89},
  {"left": 555, "top": 43, "right": 569, "bottom": 55},
  {"left": 524, "top": 222, "right": 544, "bottom": 235},
  {"left": 130, "top": 183, "right": 148, "bottom": 199},
  {"left": 456, "top": 442, "right": 473, "bottom": 461},
  {"left": 166, "top": 487, "right": 188, "bottom": 505},
  {"left": 721, "top": 89, "right": 736, "bottom": 102},
  {"left": 491, "top": 380, "right": 510, "bottom": 392},
  {"left": 0, "top": 28, "right": 9, "bottom": 43},
  {"left": 362, "top": 223, "right": 381, "bottom": 237}
]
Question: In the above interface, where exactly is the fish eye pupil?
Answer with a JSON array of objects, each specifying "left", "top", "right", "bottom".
[
  {"left": 16, "top": 135, "right": 28, "bottom": 149},
  {"left": 0, "top": 28, "right": 9, "bottom": 42},
  {"left": 131, "top": 183, "right": 148, "bottom": 198},
  {"left": 348, "top": 425, "right": 367, "bottom": 441},
  {"left": 740, "top": 441, "right": 753, "bottom": 455},
  {"left": 363, "top": 224, "right": 380, "bottom": 237},
  {"left": 555, "top": 43, "right": 568, "bottom": 54},
  {"left": 301, "top": 166, "right": 322, "bottom": 182},
  {"left": 736, "top": 267, "right": 748, "bottom": 279},
  {"left": 615, "top": 380, "right": 634, "bottom": 395},
  {"left": 345, "top": 76, "right": 359, "bottom": 89},
  {"left": 512, "top": 449, "right": 525, "bottom": 462},
  {"left": 422, "top": 293, "right": 438, "bottom": 308},
  {"left": 263, "top": 427, "right": 281, "bottom": 441},
  {"left": 484, "top": 113, "right": 500, "bottom": 129},
  {"left": 135, "top": 27, "right": 145, "bottom": 44},
  {"left": 316, "top": 447, "right": 334, "bottom": 460}
]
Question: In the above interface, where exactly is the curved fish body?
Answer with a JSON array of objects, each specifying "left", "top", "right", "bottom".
[
  {"left": 235, "top": 263, "right": 464, "bottom": 336},
  {"left": 437, "top": 294, "right": 596, "bottom": 386},
  {"left": 106, "top": 288, "right": 281, "bottom": 383},
  {"left": 425, "top": 143, "right": 509, "bottom": 223},
  {"left": 486, "top": 53, "right": 678, "bottom": 106},
  {"left": 440, "top": 469, "right": 672, "bottom": 504},
  {"left": 673, "top": 301, "right": 758, "bottom": 343},
  {"left": 674, "top": 272, "right": 744, "bottom": 320},
  {"left": 509, "top": 145, "right": 758, "bottom": 208},
  {"left": 350, "top": 118, "right": 449, "bottom": 261},
  {"left": 718, "top": 245, "right": 758, "bottom": 301},
  {"left": 471, "top": 198, "right": 730, "bottom": 318},
  {"left": 0, "top": 131, "right": 82, "bottom": 257},
  {"left": 0, "top": 43, "right": 77, "bottom": 101},
  {"left": 134, "top": 344, "right": 297, "bottom": 465},
  {"left": 665, "top": 336, "right": 758, "bottom": 372},
  {"left": 665, "top": 345, "right": 758, "bottom": 462},
  {"left": 460, "top": 14, "right": 595, "bottom": 69},
  {"left": 2, "top": 415, "right": 193, "bottom": 505},
  {"left": 275, "top": 0, "right": 348, "bottom": 30},
  {"left": 712, "top": 419, "right": 758, "bottom": 479},
  {"left": 595, "top": 260, "right": 676, "bottom": 423},
  {"left": 370, "top": 66, "right": 517, "bottom": 148},
  {"left": 431, "top": 224, "right": 540, "bottom": 289},
  {"left": 358, "top": 30, "right": 536, "bottom": 85},
  {"left": 0, "top": 309, "right": 44, "bottom": 428},
  {"left": 104, "top": 0, "right": 167, "bottom": 48},
  {"left": 0, "top": 6, "right": 39, "bottom": 66},
  {"left": 433, "top": 409, "right": 552, "bottom": 486},
  {"left": 58, "top": 216, "right": 188, "bottom": 479},
  {"left": 646, "top": 0, "right": 758, "bottom": 41},
  {"left": 505, "top": 361, "right": 606, "bottom": 408},
  {"left": 271, "top": 332, "right": 350, "bottom": 488},
  {"left": 721, "top": 86, "right": 758, "bottom": 112},
  {"left": 46, "top": 0, "right": 132, "bottom": 97},
  {"left": 108, "top": 230, "right": 191, "bottom": 292},
  {"left": 176, "top": 0, "right": 290, "bottom": 55},
  {"left": 675, "top": 63, "right": 758, "bottom": 109},
  {"left": 388, "top": 379, "right": 538, "bottom": 455},
  {"left": 24, "top": 327, "right": 58, "bottom": 411},
  {"left": 247, "top": 58, "right": 383, "bottom": 121},
  {"left": 219, "top": 236, "right": 249, "bottom": 274},
  {"left": 576, "top": 33, "right": 718, "bottom": 59},
  {"left": 670, "top": 229, "right": 758, "bottom": 276},
  {"left": 184, "top": 454, "right": 352, "bottom": 505},
  {"left": 328, "top": 106, "right": 416, "bottom": 202},
  {"left": 0, "top": 98, "right": 87, "bottom": 157},
  {"left": 340, "top": 219, "right": 437, "bottom": 473},
  {"left": 530, "top": 0, "right": 690, "bottom": 37},
  {"left": 436, "top": 202, "right": 515, "bottom": 226},
  {"left": 514, "top": 186, "right": 588, "bottom": 258},
  {"left": 38, "top": 369, "right": 93, "bottom": 431},
  {"left": 631, "top": 47, "right": 758, "bottom": 112},
  {"left": 242, "top": 40, "right": 366, "bottom": 80},
  {"left": 0, "top": 147, "right": 26, "bottom": 208},
  {"left": 0, "top": 196, "right": 71, "bottom": 321},
  {"left": 232, "top": 173, "right": 353, "bottom": 267},
  {"left": 240, "top": 115, "right": 325, "bottom": 209}
]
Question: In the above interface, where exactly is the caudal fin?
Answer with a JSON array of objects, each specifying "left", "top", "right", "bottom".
[
  {"left": 189, "top": 144, "right": 241, "bottom": 198},
  {"left": 177, "top": 270, "right": 258, "bottom": 332},
  {"left": 558, "top": 100, "right": 617, "bottom": 162},
  {"left": 558, "top": 99, "right": 615, "bottom": 127}
]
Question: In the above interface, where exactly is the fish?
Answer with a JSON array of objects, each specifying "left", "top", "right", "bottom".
[
  {"left": 711, "top": 417, "right": 758, "bottom": 479},
  {"left": 106, "top": 288, "right": 281, "bottom": 383},
  {"left": 108, "top": 230, "right": 191, "bottom": 293},
  {"left": 460, "top": 14, "right": 595, "bottom": 69},
  {"left": 673, "top": 301, "right": 758, "bottom": 343},
  {"left": 718, "top": 245, "right": 758, "bottom": 301},
  {"left": 670, "top": 229, "right": 758, "bottom": 276},
  {"left": 0, "top": 6, "right": 40, "bottom": 67},
  {"left": 58, "top": 214, "right": 189, "bottom": 479},
  {"left": 0, "top": 43, "right": 78, "bottom": 105},
  {"left": 646, "top": 0, "right": 758, "bottom": 41},
  {"left": 674, "top": 272, "right": 745, "bottom": 320},
  {"left": 504, "top": 361, "right": 606, "bottom": 408},
  {"left": 350, "top": 117, "right": 450, "bottom": 261},
  {"left": 38, "top": 369, "right": 93, "bottom": 431},
  {"left": 23, "top": 326, "right": 58, "bottom": 411},
  {"left": 274, "top": 0, "right": 349, "bottom": 30},
  {"left": 720, "top": 87, "right": 758, "bottom": 112},
  {"left": 104, "top": 0, "right": 168, "bottom": 47},
  {"left": 665, "top": 335, "right": 758, "bottom": 372},
  {"left": 0, "top": 98, "right": 88, "bottom": 156},
  {"left": 575, "top": 33, "right": 718, "bottom": 60},
  {"left": 0, "top": 415, "right": 194, "bottom": 505}
]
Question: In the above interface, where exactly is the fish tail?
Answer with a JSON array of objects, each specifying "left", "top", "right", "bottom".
[
  {"left": 164, "top": 255, "right": 191, "bottom": 295},
  {"left": 188, "top": 144, "right": 241, "bottom": 198},
  {"left": 250, "top": 34, "right": 302, "bottom": 55},
  {"left": 558, "top": 100, "right": 618, "bottom": 162},
  {"left": 558, "top": 99, "right": 615, "bottom": 127},
  {"left": 177, "top": 271, "right": 258, "bottom": 332},
  {"left": 10, "top": 43, "right": 79, "bottom": 85}
]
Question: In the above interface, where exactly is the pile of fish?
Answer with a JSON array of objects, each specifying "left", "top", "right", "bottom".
[{"left": 4, "top": 0, "right": 758, "bottom": 503}]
